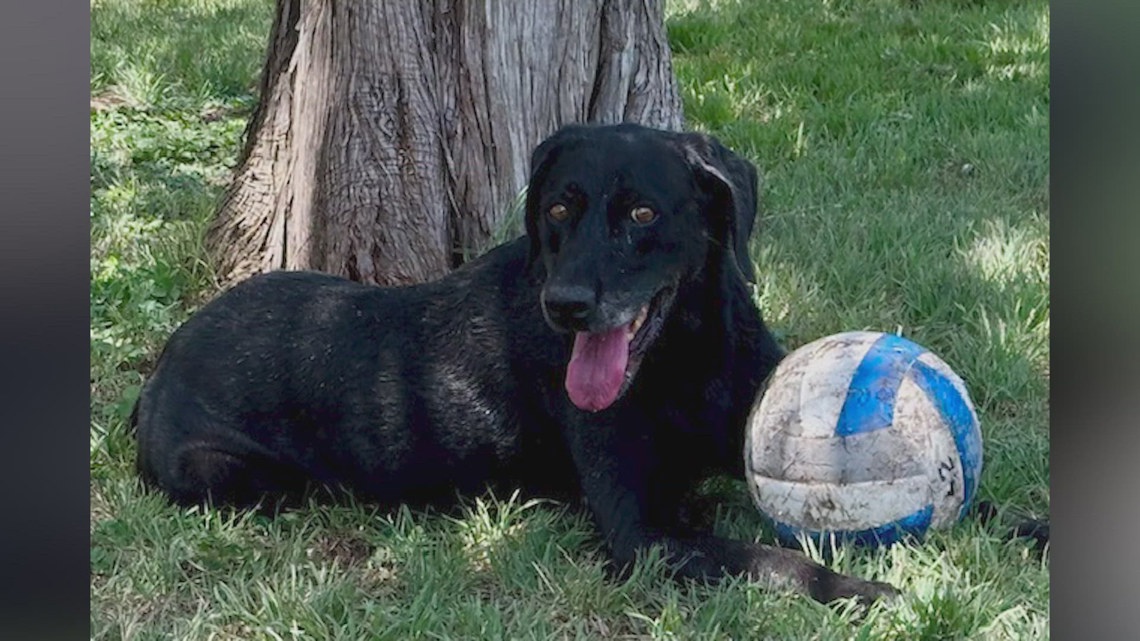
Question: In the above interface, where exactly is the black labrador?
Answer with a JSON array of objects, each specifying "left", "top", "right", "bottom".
[{"left": 133, "top": 123, "right": 898, "bottom": 604}]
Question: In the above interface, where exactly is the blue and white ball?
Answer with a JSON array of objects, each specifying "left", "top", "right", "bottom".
[{"left": 744, "top": 331, "right": 983, "bottom": 548}]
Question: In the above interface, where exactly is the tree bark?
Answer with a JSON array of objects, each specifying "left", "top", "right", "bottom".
[{"left": 207, "top": 0, "right": 683, "bottom": 287}]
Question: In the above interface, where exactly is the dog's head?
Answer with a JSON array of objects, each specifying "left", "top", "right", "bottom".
[{"left": 524, "top": 123, "right": 762, "bottom": 412}]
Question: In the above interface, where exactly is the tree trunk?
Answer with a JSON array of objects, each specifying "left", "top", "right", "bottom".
[{"left": 207, "top": 0, "right": 683, "bottom": 287}]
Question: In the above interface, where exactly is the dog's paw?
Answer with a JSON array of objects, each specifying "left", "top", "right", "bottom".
[
  {"left": 1010, "top": 518, "right": 1050, "bottom": 553},
  {"left": 820, "top": 573, "right": 901, "bottom": 607},
  {"left": 854, "top": 578, "right": 901, "bottom": 606}
]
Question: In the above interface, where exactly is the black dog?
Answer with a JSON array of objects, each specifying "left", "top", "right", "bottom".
[{"left": 133, "top": 123, "right": 897, "bottom": 604}]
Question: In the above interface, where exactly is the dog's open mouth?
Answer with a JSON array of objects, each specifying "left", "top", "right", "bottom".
[{"left": 565, "top": 287, "right": 674, "bottom": 412}]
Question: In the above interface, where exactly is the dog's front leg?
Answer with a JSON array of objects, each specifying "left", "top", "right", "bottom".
[{"left": 563, "top": 415, "right": 898, "bottom": 605}]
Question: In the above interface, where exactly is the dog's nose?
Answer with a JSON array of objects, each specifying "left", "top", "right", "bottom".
[{"left": 543, "top": 284, "right": 596, "bottom": 330}]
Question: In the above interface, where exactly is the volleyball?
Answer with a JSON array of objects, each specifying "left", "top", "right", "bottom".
[{"left": 744, "top": 331, "right": 983, "bottom": 547}]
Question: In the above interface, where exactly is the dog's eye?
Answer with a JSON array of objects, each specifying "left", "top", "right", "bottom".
[
  {"left": 548, "top": 204, "right": 570, "bottom": 222},
  {"left": 630, "top": 207, "right": 657, "bottom": 224}
]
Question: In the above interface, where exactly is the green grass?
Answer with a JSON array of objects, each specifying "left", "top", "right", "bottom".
[{"left": 91, "top": 0, "right": 1049, "bottom": 638}]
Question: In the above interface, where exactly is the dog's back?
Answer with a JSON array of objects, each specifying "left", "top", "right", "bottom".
[{"left": 134, "top": 240, "right": 561, "bottom": 507}]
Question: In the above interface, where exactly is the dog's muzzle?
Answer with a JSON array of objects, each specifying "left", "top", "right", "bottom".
[
  {"left": 541, "top": 283, "right": 597, "bottom": 333},
  {"left": 542, "top": 282, "right": 672, "bottom": 413}
]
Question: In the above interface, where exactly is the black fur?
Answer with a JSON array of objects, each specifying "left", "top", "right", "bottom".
[{"left": 134, "top": 123, "right": 897, "bottom": 604}]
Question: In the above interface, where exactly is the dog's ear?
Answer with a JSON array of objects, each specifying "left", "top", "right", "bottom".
[
  {"left": 524, "top": 125, "right": 591, "bottom": 274},
  {"left": 674, "top": 132, "right": 762, "bottom": 283}
]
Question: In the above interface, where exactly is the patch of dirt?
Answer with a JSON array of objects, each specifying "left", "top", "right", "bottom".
[
  {"left": 199, "top": 105, "right": 233, "bottom": 123},
  {"left": 306, "top": 531, "right": 375, "bottom": 567},
  {"left": 306, "top": 532, "right": 403, "bottom": 597},
  {"left": 91, "top": 86, "right": 136, "bottom": 113}
]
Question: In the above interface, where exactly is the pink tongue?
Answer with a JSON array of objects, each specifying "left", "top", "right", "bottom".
[{"left": 565, "top": 326, "right": 631, "bottom": 412}]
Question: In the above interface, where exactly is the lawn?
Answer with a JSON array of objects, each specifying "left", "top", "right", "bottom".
[{"left": 90, "top": 0, "right": 1049, "bottom": 638}]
